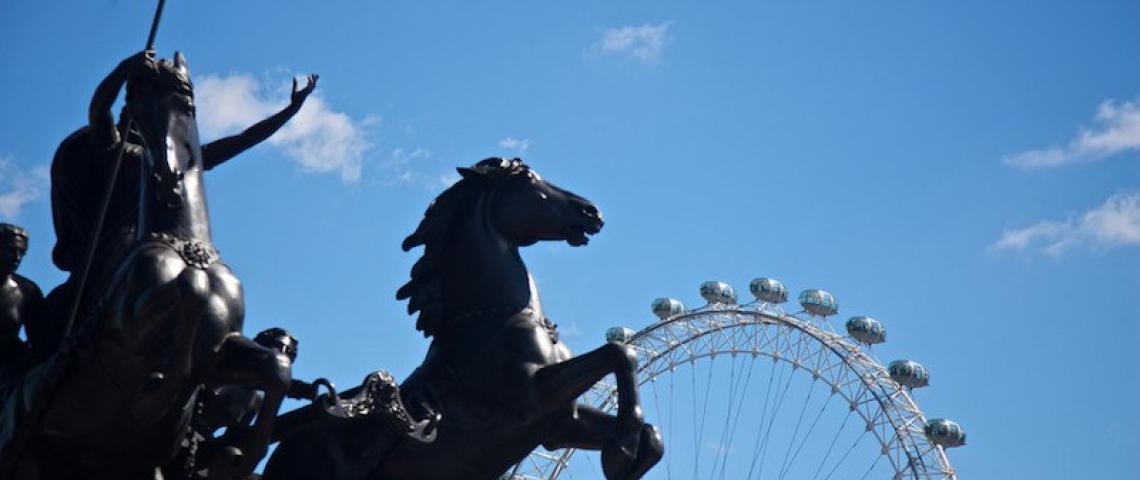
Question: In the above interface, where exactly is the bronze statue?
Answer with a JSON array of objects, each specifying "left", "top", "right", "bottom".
[
  {"left": 33, "top": 50, "right": 318, "bottom": 363},
  {"left": 169, "top": 328, "right": 310, "bottom": 480},
  {"left": 264, "top": 158, "right": 663, "bottom": 480},
  {"left": 0, "top": 224, "right": 41, "bottom": 395},
  {"left": 0, "top": 5, "right": 667, "bottom": 473},
  {"left": 0, "top": 53, "right": 294, "bottom": 479}
]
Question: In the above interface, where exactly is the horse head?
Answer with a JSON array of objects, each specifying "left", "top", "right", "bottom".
[
  {"left": 125, "top": 52, "right": 201, "bottom": 213},
  {"left": 458, "top": 157, "right": 604, "bottom": 247},
  {"left": 399, "top": 157, "right": 604, "bottom": 337}
]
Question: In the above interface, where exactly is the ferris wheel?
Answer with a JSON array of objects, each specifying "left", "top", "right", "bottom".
[{"left": 509, "top": 277, "right": 966, "bottom": 480}]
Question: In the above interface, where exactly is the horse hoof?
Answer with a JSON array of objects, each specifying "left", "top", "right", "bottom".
[
  {"left": 600, "top": 430, "right": 641, "bottom": 480},
  {"left": 625, "top": 424, "right": 664, "bottom": 480},
  {"left": 601, "top": 424, "right": 664, "bottom": 480}
]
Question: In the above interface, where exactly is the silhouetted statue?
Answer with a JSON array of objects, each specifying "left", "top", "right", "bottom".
[
  {"left": 0, "top": 52, "right": 294, "bottom": 479},
  {"left": 32, "top": 50, "right": 318, "bottom": 363},
  {"left": 264, "top": 158, "right": 663, "bottom": 480},
  {"left": 0, "top": 224, "right": 41, "bottom": 396},
  {"left": 168, "top": 328, "right": 312, "bottom": 479}
]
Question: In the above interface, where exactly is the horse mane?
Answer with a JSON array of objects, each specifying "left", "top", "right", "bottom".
[{"left": 396, "top": 157, "right": 528, "bottom": 337}]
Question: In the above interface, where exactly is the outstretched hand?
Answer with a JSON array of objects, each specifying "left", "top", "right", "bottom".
[{"left": 291, "top": 74, "right": 319, "bottom": 107}]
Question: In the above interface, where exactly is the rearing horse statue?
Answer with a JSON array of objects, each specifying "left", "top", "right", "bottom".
[
  {"left": 264, "top": 158, "right": 663, "bottom": 480},
  {"left": 0, "top": 53, "right": 291, "bottom": 479}
]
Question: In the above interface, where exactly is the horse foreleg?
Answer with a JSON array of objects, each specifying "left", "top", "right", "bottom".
[
  {"left": 532, "top": 342, "right": 645, "bottom": 473},
  {"left": 205, "top": 334, "right": 292, "bottom": 478},
  {"left": 534, "top": 343, "right": 642, "bottom": 431},
  {"left": 127, "top": 268, "right": 209, "bottom": 428},
  {"left": 542, "top": 406, "right": 664, "bottom": 480}
]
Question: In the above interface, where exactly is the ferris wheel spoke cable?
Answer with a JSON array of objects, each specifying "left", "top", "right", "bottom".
[
  {"left": 707, "top": 352, "right": 743, "bottom": 479},
  {"left": 809, "top": 408, "right": 854, "bottom": 480},
  {"left": 777, "top": 389, "right": 837, "bottom": 480},
  {"left": 582, "top": 450, "right": 599, "bottom": 479},
  {"left": 776, "top": 376, "right": 818, "bottom": 479},
  {"left": 744, "top": 356, "right": 782, "bottom": 480},
  {"left": 856, "top": 450, "right": 884, "bottom": 480},
  {"left": 647, "top": 377, "right": 670, "bottom": 480},
  {"left": 749, "top": 356, "right": 798, "bottom": 480},
  {"left": 821, "top": 427, "right": 870, "bottom": 480},
  {"left": 691, "top": 356, "right": 717, "bottom": 478},
  {"left": 667, "top": 375, "right": 676, "bottom": 480},
  {"left": 715, "top": 353, "right": 758, "bottom": 480}
]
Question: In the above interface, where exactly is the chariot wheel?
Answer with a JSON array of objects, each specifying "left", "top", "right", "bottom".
[{"left": 508, "top": 277, "right": 965, "bottom": 480}]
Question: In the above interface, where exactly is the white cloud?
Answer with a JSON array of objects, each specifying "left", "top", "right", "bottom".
[
  {"left": 499, "top": 137, "right": 530, "bottom": 153},
  {"left": 592, "top": 21, "right": 674, "bottom": 65},
  {"left": 989, "top": 192, "right": 1140, "bottom": 257},
  {"left": 195, "top": 73, "right": 374, "bottom": 183},
  {"left": 436, "top": 171, "right": 462, "bottom": 189},
  {"left": 0, "top": 156, "right": 48, "bottom": 219},
  {"left": 1003, "top": 97, "right": 1140, "bottom": 169},
  {"left": 382, "top": 147, "right": 457, "bottom": 191}
]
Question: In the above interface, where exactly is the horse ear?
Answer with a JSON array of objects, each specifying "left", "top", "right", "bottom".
[
  {"left": 457, "top": 167, "right": 478, "bottom": 179},
  {"left": 173, "top": 51, "right": 190, "bottom": 76}
]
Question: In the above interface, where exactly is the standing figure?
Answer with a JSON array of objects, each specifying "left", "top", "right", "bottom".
[
  {"left": 32, "top": 50, "right": 319, "bottom": 362},
  {"left": 0, "top": 224, "right": 42, "bottom": 387}
]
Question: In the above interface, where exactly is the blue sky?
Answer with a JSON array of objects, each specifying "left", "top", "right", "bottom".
[{"left": 1, "top": 1, "right": 1138, "bottom": 477}]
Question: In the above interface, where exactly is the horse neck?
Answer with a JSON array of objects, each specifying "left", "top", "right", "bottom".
[
  {"left": 440, "top": 195, "right": 532, "bottom": 319},
  {"left": 138, "top": 149, "right": 213, "bottom": 245}
]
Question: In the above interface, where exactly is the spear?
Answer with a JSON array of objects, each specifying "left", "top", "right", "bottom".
[{"left": 62, "top": 0, "right": 168, "bottom": 338}]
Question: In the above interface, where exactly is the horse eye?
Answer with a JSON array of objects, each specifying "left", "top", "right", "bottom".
[{"left": 537, "top": 192, "right": 548, "bottom": 200}]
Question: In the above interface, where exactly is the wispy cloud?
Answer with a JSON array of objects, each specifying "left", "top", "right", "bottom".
[
  {"left": 383, "top": 148, "right": 459, "bottom": 191},
  {"left": 499, "top": 137, "right": 530, "bottom": 153},
  {"left": 591, "top": 21, "right": 674, "bottom": 65},
  {"left": 0, "top": 156, "right": 48, "bottom": 220},
  {"left": 989, "top": 192, "right": 1140, "bottom": 257},
  {"left": 195, "top": 73, "right": 375, "bottom": 183},
  {"left": 557, "top": 322, "right": 584, "bottom": 341},
  {"left": 1003, "top": 97, "right": 1140, "bottom": 169}
]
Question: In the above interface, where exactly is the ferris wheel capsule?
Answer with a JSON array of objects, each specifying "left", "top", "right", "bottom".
[
  {"left": 923, "top": 418, "right": 966, "bottom": 448},
  {"left": 888, "top": 360, "right": 930, "bottom": 389},
  {"left": 605, "top": 326, "right": 637, "bottom": 344},
  {"left": 749, "top": 277, "right": 788, "bottom": 304},
  {"left": 798, "top": 289, "right": 838, "bottom": 317},
  {"left": 699, "top": 281, "right": 737, "bottom": 305},
  {"left": 845, "top": 316, "right": 886, "bottom": 345},
  {"left": 650, "top": 298, "right": 686, "bottom": 319}
]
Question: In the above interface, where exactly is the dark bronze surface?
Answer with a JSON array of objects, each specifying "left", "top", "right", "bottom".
[
  {"left": 0, "top": 35, "right": 662, "bottom": 480},
  {"left": 263, "top": 158, "right": 662, "bottom": 480},
  {"left": 0, "top": 52, "right": 315, "bottom": 479}
]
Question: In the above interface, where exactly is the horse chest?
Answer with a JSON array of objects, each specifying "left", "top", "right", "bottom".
[{"left": 107, "top": 244, "right": 244, "bottom": 356}]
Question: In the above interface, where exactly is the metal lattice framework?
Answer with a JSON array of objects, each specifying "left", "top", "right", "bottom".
[{"left": 509, "top": 301, "right": 958, "bottom": 480}]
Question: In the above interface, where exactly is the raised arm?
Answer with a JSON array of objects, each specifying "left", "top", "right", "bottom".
[
  {"left": 88, "top": 50, "right": 154, "bottom": 151},
  {"left": 201, "top": 74, "right": 318, "bottom": 170}
]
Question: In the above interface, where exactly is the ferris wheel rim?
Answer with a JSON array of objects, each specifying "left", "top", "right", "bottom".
[
  {"left": 516, "top": 302, "right": 957, "bottom": 480},
  {"left": 627, "top": 306, "right": 948, "bottom": 479}
]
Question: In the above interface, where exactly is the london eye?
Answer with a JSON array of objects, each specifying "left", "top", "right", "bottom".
[{"left": 509, "top": 277, "right": 966, "bottom": 479}]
